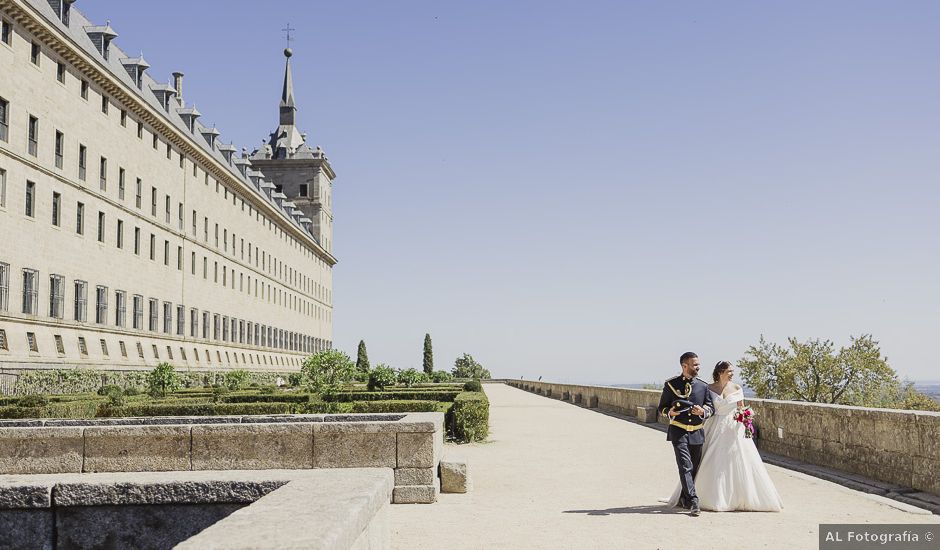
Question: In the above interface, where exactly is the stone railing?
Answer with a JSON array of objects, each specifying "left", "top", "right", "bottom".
[
  {"left": 0, "top": 412, "right": 443, "bottom": 504},
  {"left": 499, "top": 380, "right": 940, "bottom": 496}
]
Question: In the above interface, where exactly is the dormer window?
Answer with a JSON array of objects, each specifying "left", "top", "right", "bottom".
[
  {"left": 84, "top": 22, "right": 117, "bottom": 61},
  {"left": 47, "top": 0, "right": 72, "bottom": 26}
]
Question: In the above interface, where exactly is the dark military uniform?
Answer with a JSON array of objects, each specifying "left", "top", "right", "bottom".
[{"left": 658, "top": 375, "right": 715, "bottom": 508}]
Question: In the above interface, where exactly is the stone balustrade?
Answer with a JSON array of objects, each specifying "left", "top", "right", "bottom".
[{"left": 497, "top": 380, "right": 940, "bottom": 496}]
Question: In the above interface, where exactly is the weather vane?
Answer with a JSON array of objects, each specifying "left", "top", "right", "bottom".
[{"left": 282, "top": 23, "right": 295, "bottom": 49}]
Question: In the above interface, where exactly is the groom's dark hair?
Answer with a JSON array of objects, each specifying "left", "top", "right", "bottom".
[{"left": 679, "top": 352, "right": 698, "bottom": 365}]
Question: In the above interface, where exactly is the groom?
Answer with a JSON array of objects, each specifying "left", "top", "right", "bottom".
[{"left": 658, "top": 351, "right": 714, "bottom": 516}]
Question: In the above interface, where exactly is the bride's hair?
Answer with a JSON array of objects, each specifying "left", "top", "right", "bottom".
[{"left": 712, "top": 361, "right": 732, "bottom": 382}]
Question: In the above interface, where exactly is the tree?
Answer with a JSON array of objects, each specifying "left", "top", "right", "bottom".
[
  {"left": 368, "top": 364, "right": 397, "bottom": 391},
  {"left": 738, "top": 334, "right": 902, "bottom": 406},
  {"left": 423, "top": 333, "right": 434, "bottom": 375},
  {"left": 356, "top": 340, "right": 370, "bottom": 374},
  {"left": 452, "top": 353, "right": 491, "bottom": 380},
  {"left": 397, "top": 368, "right": 428, "bottom": 388},
  {"left": 147, "top": 362, "right": 180, "bottom": 398},
  {"left": 301, "top": 349, "right": 355, "bottom": 394},
  {"left": 223, "top": 369, "right": 249, "bottom": 391}
]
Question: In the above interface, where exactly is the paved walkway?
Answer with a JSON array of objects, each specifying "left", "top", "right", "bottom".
[{"left": 390, "top": 383, "right": 937, "bottom": 550}]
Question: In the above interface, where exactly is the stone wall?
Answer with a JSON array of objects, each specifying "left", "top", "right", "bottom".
[{"left": 499, "top": 380, "right": 940, "bottom": 496}]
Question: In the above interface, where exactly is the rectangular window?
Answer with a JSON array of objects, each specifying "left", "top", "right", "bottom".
[
  {"left": 166, "top": 345, "right": 173, "bottom": 360},
  {"left": 136, "top": 341, "right": 144, "bottom": 358},
  {"left": 116, "top": 219, "right": 123, "bottom": 248},
  {"left": 163, "top": 240, "right": 169, "bottom": 266},
  {"left": 178, "top": 202, "right": 183, "bottom": 230},
  {"left": 166, "top": 143, "right": 171, "bottom": 160},
  {"left": 54, "top": 334, "right": 65, "bottom": 355},
  {"left": 99, "top": 156, "right": 107, "bottom": 190},
  {"left": 213, "top": 314, "right": 220, "bottom": 341},
  {"left": 224, "top": 229, "right": 228, "bottom": 252},
  {"left": 119, "top": 341, "right": 127, "bottom": 357},
  {"left": 97, "top": 211, "right": 105, "bottom": 242},
  {"left": 100, "top": 339, "right": 108, "bottom": 357},
  {"left": 165, "top": 195, "right": 170, "bottom": 224},
  {"left": 26, "top": 332, "right": 38, "bottom": 353},
  {"left": 222, "top": 316, "right": 229, "bottom": 342},
  {"left": 148, "top": 298, "right": 158, "bottom": 331},
  {"left": 134, "top": 227, "right": 140, "bottom": 254},
  {"left": 51, "top": 191, "right": 60, "bottom": 226},
  {"left": 49, "top": 274, "right": 64, "bottom": 319},
  {"left": 133, "top": 294, "right": 143, "bottom": 329},
  {"left": 100, "top": 95, "right": 108, "bottom": 114},
  {"left": 20, "top": 269, "right": 38, "bottom": 315},
  {"left": 0, "top": 262, "right": 8, "bottom": 311},
  {"left": 120, "top": 109, "right": 127, "bottom": 127},
  {"left": 152, "top": 134, "right": 158, "bottom": 149},
  {"left": 202, "top": 311, "right": 209, "bottom": 339},
  {"left": 191, "top": 251, "right": 195, "bottom": 275},
  {"left": 0, "top": 19, "right": 11, "bottom": 46},
  {"left": 177, "top": 246, "right": 182, "bottom": 270},
  {"left": 299, "top": 184, "right": 308, "bottom": 197},
  {"left": 0, "top": 97, "right": 7, "bottom": 142},
  {"left": 149, "top": 234, "right": 155, "bottom": 260},
  {"left": 118, "top": 168, "right": 125, "bottom": 200},
  {"left": 95, "top": 285, "right": 107, "bottom": 324},
  {"left": 0, "top": 167, "right": 4, "bottom": 208},
  {"left": 76, "top": 202, "right": 84, "bottom": 234},
  {"left": 176, "top": 304, "right": 184, "bottom": 335},
  {"left": 135, "top": 178, "right": 142, "bottom": 208},
  {"left": 137, "top": 121, "right": 143, "bottom": 139},
  {"left": 190, "top": 308, "right": 198, "bottom": 337},
  {"left": 30, "top": 41, "right": 40, "bottom": 65},
  {"left": 54, "top": 130, "right": 63, "bottom": 168},
  {"left": 78, "top": 336, "right": 88, "bottom": 356},
  {"left": 80, "top": 79, "right": 88, "bottom": 100},
  {"left": 204, "top": 217, "right": 208, "bottom": 242},
  {"left": 25, "top": 180, "right": 35, "bottom": 217},
  {"left": 115, "top": 290, "right": 126, "bottom": 327},
  {"left": 163, "top": 301, "right": 172, "bottom": 334},
  {"left": 73, "top": 280, "right": 87, "bottom": 321},
  {"left": 78, "top": 144, "right": 86, "bottom": 181},
  {"left": 202, "top": 257, "right": 207, "bottom": 279},
  {"left": 152, "top": 344, "right": 159, "bottom": 359},
  {"left": 151, "top": 187, "right": 157, "bottom": 216},
  {"left": 27, "top": 115, "right": 38, "bottom": 156}
]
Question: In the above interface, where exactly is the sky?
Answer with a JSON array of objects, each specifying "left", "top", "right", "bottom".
[{"left": 78, "top": 1, "right": 940, "bottom": 384}]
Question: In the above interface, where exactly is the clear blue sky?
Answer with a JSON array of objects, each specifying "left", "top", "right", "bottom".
[{"left": 80, "top": 1, "right": 940, "bottom": 383}]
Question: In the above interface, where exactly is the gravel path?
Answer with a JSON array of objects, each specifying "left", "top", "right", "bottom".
[{"left": 389, "top": 383, "right": 937, "bottom": 549}]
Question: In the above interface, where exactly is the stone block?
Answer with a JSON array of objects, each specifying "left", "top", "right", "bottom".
[
  {"left": 392, "top": 484, "right": 438, "bottom": 504},
  {"left": 0, "top": 427, "right": 84, "bottom": 474},
  {"left": 192, "top": 423, "right": 313, "bottom": 470},
  {"left": 587, "top": 396, "right": 598, "bottom": 409},
  {"left": 394, "top": 468, "right": 435, "bottom": 486},
  {"left": 0, "top": 483, "right": 52, "bottom": 509},
  {"left": 636, "top": 406, "right": 657, "bottom": 423},
  {"left": 314, "top": 430, "right": 397, "bottom": 468},
  {"left": 912, "top": 456, "right": 940, "bottom": 495},
  {"left": 84, "top": 425, "right": 191, "bottom": 473},
  {"left": 0, "top": 509, "right": 53, "bottom": 549},
  {"left": 440, "top": 460, "right": 470, "bottom": 494},
  {"left": 397, "top": 432, "right": 435, "bottom": 468}
]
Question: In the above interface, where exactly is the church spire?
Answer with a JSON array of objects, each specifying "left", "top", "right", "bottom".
[{"left": 279, "top": 47, "right": 296, "bottom": 126}]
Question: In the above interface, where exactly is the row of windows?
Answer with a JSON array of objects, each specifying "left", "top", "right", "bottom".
[
  {"left": 0, "top": 101, "right": 328, "bottom": 300},
  {"left": 0, "top": 326, "right": 321, "bottom": 369},
  {"left": 0, "top": 25, "right": 331, "bottom": 277},
  {"left": 1, "top": 170, "right": 333, "bottom": 318},
  {"left": 0, "top": 261, "right": 330, "bottom": 353}
]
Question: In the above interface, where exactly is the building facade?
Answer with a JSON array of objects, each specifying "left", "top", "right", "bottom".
[{"left": 0, "top": 0, "right": 337, "bottom": 372}]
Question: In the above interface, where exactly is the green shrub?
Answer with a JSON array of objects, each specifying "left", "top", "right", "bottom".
[
  {"left": 0, "top": 400, "right": 102, "bottom": 420},
  {"left": 397, "top": 368, "right": 429, "bottom": 388},
  {"left": 222, "top": 393, "right": 312, "bottom": 404},
  {"left": 350, "top": 400, "right": 439, "bottom": 413},
  {"left": 323, "top": 391, "right": 459, "bottom": 403},
  {"left": 97, "top": 384, "right": 123, "bottom": 396},
  {"left": 452, "top": 391, "right": 489, "bottom": 442},
  {"left": 303, "top": 400, "right": 354, "bottom": 414},
  {"left": 258, "top": 385, "right": 277, "bottom": 394},
  {"left": 224, "top": 370, "right": 250, "bottom": 391},
  {"left": 147, "top": 363, "right": 181, "bottom": 398},
  {"left": 368, "top": 365, "right": 397, "bottom": 391},
  {"left": 211, "top": 386, "right": 229, "bottom": 403},
  {"left": 97, "top": 401, "right": 294, "bottom": 418},
  {"left": 18, "top": 394, "right": 49, "bottom": 408},
  {"left": 288, "top": 372, "right": 303, "bottom": 387},
  {"left": 431, "top": 370, "right": 453, "bottom": 383},
  {"left": 463, "top": 379, "right": 483, "bottom": 392},
  {"left": 301, "top": 350, "right": 355, "bottom": 393},
  {"left": 123, "top": 386, "right": 141, "bottom": 397}
]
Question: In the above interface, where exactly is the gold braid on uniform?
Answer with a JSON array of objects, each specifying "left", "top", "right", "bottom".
[{"left": 666, "top": 380, "right": 692, "bottom": 399}]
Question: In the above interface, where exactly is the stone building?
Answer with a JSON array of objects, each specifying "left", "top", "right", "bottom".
[{"left": 0, "top": 0, "right": 337, "bottom": 372}]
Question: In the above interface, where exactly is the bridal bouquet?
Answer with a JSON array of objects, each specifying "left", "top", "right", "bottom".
[{"left": 733, "top": 406, "right": 756, "bottom": 439}]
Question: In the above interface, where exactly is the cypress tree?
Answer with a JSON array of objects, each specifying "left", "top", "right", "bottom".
[
  {"left": 356, "top": 340, "right": 370, "bottom": 373},
  {"left": 423, "top": 333, "right": 434, "bottom": 375}
]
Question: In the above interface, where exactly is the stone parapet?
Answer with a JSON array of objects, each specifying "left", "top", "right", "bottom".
[{"left": 499, "top": 380, "right": 940, "bottom": 496}]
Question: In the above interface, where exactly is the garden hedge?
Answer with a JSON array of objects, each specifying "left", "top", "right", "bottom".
[
  {"left": 0, "top": 399, "right": 105, "bottom": 419},
  {"left": 323, "top": 391, "right": 459, "bottom": 403},
  {"left": 350, "top": 400, "right": 441, "bottom": 413},
  {"left": 451, "top": 391, "right": 489, "bottom": 442},
  {"left": 97, "top": 402, "right": 295, "bottom": 417},
  {"left": 222, "top": 393, "right": 313, "bottom": 404}
]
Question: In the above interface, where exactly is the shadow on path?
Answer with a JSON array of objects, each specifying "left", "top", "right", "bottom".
[{"left": 563, "top": 505, "right": 686, "bottom": 516}]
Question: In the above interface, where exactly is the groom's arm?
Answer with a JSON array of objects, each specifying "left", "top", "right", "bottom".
[
  {"left": 702, "top": 385, "right": 715, "bottom": 419},
  {"left": 658, "top": 383, "right": 672, "bottom": 418}
]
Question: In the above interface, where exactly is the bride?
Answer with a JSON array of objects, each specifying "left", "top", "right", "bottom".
[{"left": 668, "top": 361, "right": 783, "bottom": 512}]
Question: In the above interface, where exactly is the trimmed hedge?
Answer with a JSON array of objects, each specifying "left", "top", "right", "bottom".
[
  {"left": 350, "top": 400, "right": 440, "bottom": 413},
  {"left": 0, "top": 399, "right": 105, "bottom": 419},
  {"left": 451, "top": 391, "right": 489, "bottom": 442},
  {"left": 222, "top": 392, "right": 313, "bottom": 404},
  {"left": 323, "top": 391, "right": 459, "bottom": 403},
  {"left": 97, "top": 402, "right": 295, "bottom": 417}
]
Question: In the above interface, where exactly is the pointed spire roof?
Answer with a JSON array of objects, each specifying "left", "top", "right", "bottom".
[{"left": 280, "top": 48, "right": 295, "bottom": 109}]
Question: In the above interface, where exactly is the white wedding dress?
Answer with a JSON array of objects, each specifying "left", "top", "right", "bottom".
[{"left": 667, "top": 386, "right": 783, "bottom": 512}]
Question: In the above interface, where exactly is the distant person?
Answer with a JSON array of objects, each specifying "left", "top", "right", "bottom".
[
  {"left": 657, "top": 352, "right": 714, "bottom": 516},
  {"left": 667, "top": 361, "right": 783, "bottom": 512}
]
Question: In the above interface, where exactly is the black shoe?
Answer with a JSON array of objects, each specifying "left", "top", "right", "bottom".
[{"left": 689, "top": 501, "right": 701, "bottom": 516}]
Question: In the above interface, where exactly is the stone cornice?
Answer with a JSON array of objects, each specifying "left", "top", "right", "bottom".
[{"left": 3, "top": 0, "right": 337, "bottom": 267}]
